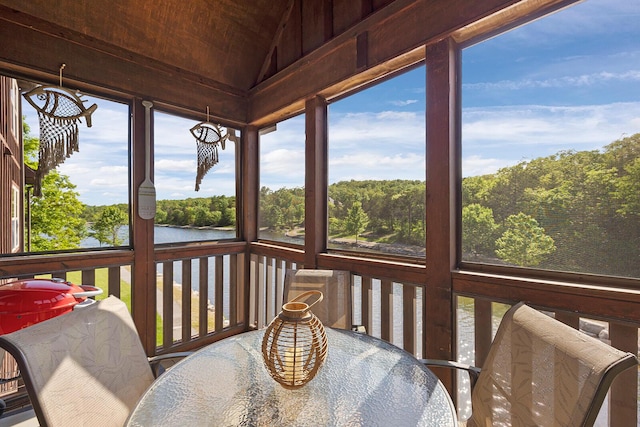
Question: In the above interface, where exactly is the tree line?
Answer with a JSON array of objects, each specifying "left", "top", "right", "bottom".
[
  {"left": 261, "top": 133, "right": 640, "bottom": 277},
  {"left": 462, "top": 133, "right": 640, "bottom": 277},
  {"left": 22, "top": 110, "right": 640, "bottom": 279}
]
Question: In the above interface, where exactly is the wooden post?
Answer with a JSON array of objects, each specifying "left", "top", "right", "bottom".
[
  {"left": 240, "top": 126, "right": 259, "bottom": 243},
  {"left": 304, "top": 96, "right": 328, "bottom": 268},
  {"left": 131, "top": 98, "right": 156, "bottom": 355},
  {"left": 425, "top": 37, "right": 459, "bottom": 393},
  {"left": 241, "top": 126, "right": 259, "bottom": 328}
]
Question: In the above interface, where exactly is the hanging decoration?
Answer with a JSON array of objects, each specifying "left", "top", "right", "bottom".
[
  {"left": 191, "top": 107, "right": 238, "bottom": 191},
  {"left": 22, "top": 64, "right": 97, "bottom": 196}
]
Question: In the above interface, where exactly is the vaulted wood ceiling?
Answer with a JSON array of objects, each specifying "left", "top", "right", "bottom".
[
  {"left": 1, "top": 0, "right": 293, "bottom": 92},
  {"left": 0, "top": 0, "right": 573, "bottom": 126}
]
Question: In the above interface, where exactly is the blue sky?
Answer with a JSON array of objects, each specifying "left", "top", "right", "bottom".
[{"left": 23, "top": 0, "right": 640, "bottom": 206}]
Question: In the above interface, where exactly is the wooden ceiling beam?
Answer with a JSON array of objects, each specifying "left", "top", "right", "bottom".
[
  {"left": 255, "top": 0, "right": 297, "bottom": 85},
  {"left": 248, "top": 0, "right": 578, "bottom": 127}
]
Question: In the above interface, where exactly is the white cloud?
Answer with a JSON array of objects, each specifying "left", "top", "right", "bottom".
[
  {"left": 463, "top": 71, "right": 640, "bottom": 91},
  {"left": 498, "top": 0, "right": 640, "bottom": 43},
  {"left": 390, "top": 99, "right": 418, "bottom": 107},
  {"left": 330, "top": 152, "right": 425, "bottom": 183},
  {"left": 462, "top": 102, "right": 640, "bottom": 177},
  {"left": 463, "top": 103, "right": 640, "bottom": 147},
  {"left": 156, "top": 159, "right": 195, "bottom": 172},
  {"left": 462, "top": 155, "right": 513, "bottom": 177},
  {"left": 260, "top": 148, "right": 305, "bottom": 180}
]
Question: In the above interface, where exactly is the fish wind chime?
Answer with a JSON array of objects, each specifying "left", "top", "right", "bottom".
[
  {"left": 191, "top": 107, "right": 238, "bottom": 191},
  {"left": 22, "top": 64, "right": 97, "bottom": 196}
]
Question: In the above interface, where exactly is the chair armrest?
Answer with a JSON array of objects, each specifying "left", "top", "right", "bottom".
[
  {"left": 148, "top": 352, "right": 193, "bottom": 378},
  {"left": 420, "top": 359, "right": 482, "bottom": 391}
]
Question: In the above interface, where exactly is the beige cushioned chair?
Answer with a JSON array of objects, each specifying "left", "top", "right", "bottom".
[
  {"left": 283, "top": 269, "right": 359, "bottom": 330},
  {"left": 0, "top": 296, "right": 188, "bottom": 427},
  {"left": 425, "top": 302, "right": 638, "bottom": 427}
]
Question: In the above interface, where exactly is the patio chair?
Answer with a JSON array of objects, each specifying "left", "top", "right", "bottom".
[
  {"left": 283, "top": 269, "right": 364, "bottom": 331},
  {"left": 0, "top": 296, "right": 190, "bottom": 427},
  {"left": 423, "top": 302, "right": 638, "bottom": 427}
]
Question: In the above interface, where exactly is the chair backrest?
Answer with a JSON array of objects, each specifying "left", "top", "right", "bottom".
[
  {"left": 283, "top": 269, "right": 352, "bottom": 329},
  {"left": 468, "top": 302, "right": 638, "bottom": 427},
  {"left": 0, "top": 296, "right": 155, "bottom": 427}
]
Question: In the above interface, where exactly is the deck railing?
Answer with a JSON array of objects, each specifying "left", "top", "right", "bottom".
[
  {"left": 0, "top": 243, "right": 638, "bottom": 425},
  {"left": 249, "top": 242, "right": 640, "bottom": 426}
]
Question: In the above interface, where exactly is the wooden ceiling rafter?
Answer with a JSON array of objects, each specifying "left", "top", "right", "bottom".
[{"left": 255, "top": 0, "right": 297, "bottom": 86}]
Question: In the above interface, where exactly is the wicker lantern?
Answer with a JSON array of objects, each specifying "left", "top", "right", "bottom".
[{"left": 261, "top": 290, "right": 328, "bottom": 389}]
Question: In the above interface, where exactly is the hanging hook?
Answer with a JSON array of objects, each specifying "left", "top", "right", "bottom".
[{"left": 59, "top": 63, "right": 66, "bottom": 87}]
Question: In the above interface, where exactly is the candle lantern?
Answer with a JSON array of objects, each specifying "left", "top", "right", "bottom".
[{"left": 261, "top": 290, "right": 328, "bottom": 389}]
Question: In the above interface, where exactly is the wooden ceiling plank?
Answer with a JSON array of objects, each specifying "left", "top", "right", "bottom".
[
  {"left": 0, "top": 4, "right": 246, "bottom": 99},
  {"left": 0, "top": 20, "right": 247, "bottom": 124},
  {"left": 255, "top": 0, "right": 296, "bottom": 85}
]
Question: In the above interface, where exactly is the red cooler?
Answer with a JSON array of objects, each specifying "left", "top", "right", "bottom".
[{"left": 0, "top": 278, "right": 103, "bottom": 335}]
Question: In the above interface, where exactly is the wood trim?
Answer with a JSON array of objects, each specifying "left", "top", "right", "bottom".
[
  {"left": 402, "top": 285, "right": 417, "bottom": 354},
  {"left": 317, "top": 252, "right": 426, "bottom": 284},
  {"left": 453, "top": 271, "right": 640, "bottom": 323},
  {"left": 460, "top": 261, "right": 640, "bottom": 290},
  {"left": 214, "top": 256, "right": 224, "bottom": 333},
  {"left": 198, "top": 257, "right": 209, "bottom": 337},
  {"left": 181, "top": 260, "right": 193, "bottom": 342},
  {"left": 131, "top": 98, "right": 156, "bottom": 354},
  {"left": 425, "top": 37, "right": 458, "bottom": 390},
  {"left": 241, "top": 127, "right": 259, "bottom": 243},
  {"left": 304, "top": 96, "right": 328, "bottom": 267},
  {"left": 154, "top": 241, "right": 246, "bottom": 262},
  {"left": 452, "top": 0, "right": 581, "bottom": 47},
  {"left": 0, "top": 250, "right": 133, "bottom": 277},
  {"left": 250, "top": 241, "right": 306, "bottom": 264},
  {"left": 380, "top": 278, "right": 393, "bottom": 341},
  {"left": 256, "top": 0, "right": 297, "bottom": 85},
  {"left": 162, "top": 261, "right": 174, "bottom": 349},
  {"left": 474, "top": 298, "right": 492, "bottom": 368}
]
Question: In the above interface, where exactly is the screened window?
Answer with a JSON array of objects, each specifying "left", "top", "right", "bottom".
[
  {"left": 258, "top": 115, "right": 305, "bottom": 245},
  {"left": 461, "top": 0, "right": 640, "bottom": 278},
  {"left": 327, "top": 67, "right": 426, "bottom": 258},
  {"left": 18, "top": 79, "right": 130, "bottom": 253},
  {"left": 153, "top": 111, "right": 238, "bottom": 244}
]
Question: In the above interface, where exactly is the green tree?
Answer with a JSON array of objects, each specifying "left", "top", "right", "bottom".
[
  {"left": 495, "top": 213, "right": 555, "bottom": 267},
  {"left": 23, "top": 119, "right": 39, "bottom": 169},
  {"left": 462, "top": 203, "right": 499, "bottom": 258},
  {"left": 344, "top": 201, "right": 369, "bottom": 243},
  {"left": 30, "top": 171, "right": 87, "bottom": 251},
  {"left": 23, "top": 119, "right": 87, "bottom": 251},
  {"left": 91, "top": 206, "right": 127, "bottom": 246},
  {"left": 615, "top": 157, "right": 640, "bottom": 218}
]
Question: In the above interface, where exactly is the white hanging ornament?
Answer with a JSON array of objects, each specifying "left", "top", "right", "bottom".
[
  {"left": 22, "top": 64, "right": 97, "bottom": 196},
  {"left": 191, "top": 107, "right": 238, "bottom": 191}
]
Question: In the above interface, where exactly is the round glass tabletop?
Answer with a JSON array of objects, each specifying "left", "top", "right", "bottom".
[{"left": 126, "top": 328, "right": 457, "bottom": 426}]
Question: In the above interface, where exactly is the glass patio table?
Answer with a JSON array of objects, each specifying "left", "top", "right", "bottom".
[{"left": 126, "top": 328, "right": 458, "bottom": 426}]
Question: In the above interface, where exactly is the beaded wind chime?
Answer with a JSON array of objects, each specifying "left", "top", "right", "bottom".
[
  {"left": 22, "top": 64, "right": 97, "bottom": 196},
  {"left": 190, "top": 107, "right": 238, "bottom": 191}
]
